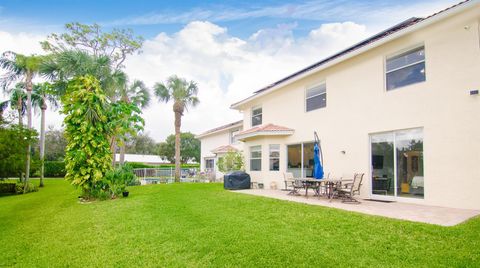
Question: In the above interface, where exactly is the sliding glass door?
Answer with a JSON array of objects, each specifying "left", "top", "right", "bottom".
[
  {"left": 370, "top": 128, "right": 424, "bottom": 199},
  {"left": 287, "top": 142, "right": 314, "bottom": 178}
]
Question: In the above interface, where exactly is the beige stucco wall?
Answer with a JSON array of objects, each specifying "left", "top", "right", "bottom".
[
  {"left": 199, "top": 127, "right": 243, "bottom": 180},
  {"left": 236, "top": 6, "right": 480, "bottom": 209}
]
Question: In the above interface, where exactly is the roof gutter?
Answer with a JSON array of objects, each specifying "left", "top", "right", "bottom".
[
  {"left": 195, "top": 121, "right": 243, "bottom": 139},
  {"left": 230, "top": 0, "right": 478, "bottom": 110}
]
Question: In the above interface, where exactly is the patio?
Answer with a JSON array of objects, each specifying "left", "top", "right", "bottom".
[{"left": 235, "top": 189, "right": 480, "bottom": 226}]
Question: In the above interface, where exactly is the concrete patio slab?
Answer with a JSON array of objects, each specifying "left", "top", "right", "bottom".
[{"left": 234, "top": 189, "right": 480, "bottom": 226}]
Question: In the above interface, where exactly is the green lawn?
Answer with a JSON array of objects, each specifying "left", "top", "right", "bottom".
[{"left": 0, "top": 179, "right": 479, "bottom": 267}]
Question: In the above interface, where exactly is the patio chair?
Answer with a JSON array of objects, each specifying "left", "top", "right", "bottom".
[
  {"left": 337, "top": 173, "right": 364, "bottom": 203},
  {"left": 283, "top": 172, "right": 295, "bottom": 191}
]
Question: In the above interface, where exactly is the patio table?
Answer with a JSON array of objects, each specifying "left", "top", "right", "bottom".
[{"left": 295, "top": 178, "right": 348, "bottom": 199}]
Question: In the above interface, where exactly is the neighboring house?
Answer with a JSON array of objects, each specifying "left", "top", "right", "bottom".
[
  {"left": 196, "top": 120, "right": 243, "bottom": 180},
  {"left": 115, "top": 154, "right": 169, "bottom": 165},
  {"left": 227, "top": 1, "right": 480, "bottom": 210}
]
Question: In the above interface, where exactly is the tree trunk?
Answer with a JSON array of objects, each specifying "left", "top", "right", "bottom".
[
  {"left": 173, "top": 102, "right": 183, "bottom": 183},
  {"left": 24, "top": 74, "right": 33, "bottom": 193},
  {"left": 110, "top": 137, "right": 117, "bottom": 167},
  {"left": 18, "top": 108, "right": 23, "bottom": 126},
  {"left": 17, "top": 97, "right": 23, "bottom": 126},
  {"left": 119, "top": 143, "right": 126, "bottom": 165},
  {"left": 39, "top": 103, "right": 47, "bottom": 187}
]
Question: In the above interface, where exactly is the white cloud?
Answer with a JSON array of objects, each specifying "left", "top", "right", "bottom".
[{"left": 125, "top": 20, "right": 369, "bottom": 141}]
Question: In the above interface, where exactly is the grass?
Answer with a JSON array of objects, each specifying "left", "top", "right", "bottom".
[{"left": 0, "top": 179, "right": 479, "bottom": 267}]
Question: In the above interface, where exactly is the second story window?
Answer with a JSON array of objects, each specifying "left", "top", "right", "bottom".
[
  {"left": 230, "top": 129, "right": 240, "bottom": 144},
  {"left": 251, "top": 106, "right": 262, "bottom": 127},
  {"left": 386, "top": 46, "right": 425, "bottom": 91},
  {"left": 306, "top": 82, "right": 326, "bottom": 112}
]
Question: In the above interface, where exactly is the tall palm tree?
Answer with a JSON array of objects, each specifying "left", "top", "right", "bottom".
[
  {"left": 0, "top": 51, "right": 44, "bottom": 188},
  {"left": 32, "top": 83, "right": 58, "bottom": 187},
  {"left": 114, "top": 72, "right": 151, "bottom": 165},
  {"left": 154, "top": 75, "right": 199, "bottom": 182}
]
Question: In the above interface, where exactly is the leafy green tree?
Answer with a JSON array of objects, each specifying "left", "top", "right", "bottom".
[
  {"left": 158, "top": 132, "right": 200, "bottom": 164},
  {"left": 0, "top": 121, "right": 38, "bottom": 179},
  {"left": 125, "top": 133, "right": 158, "bottom": 155},
  {"left": 41, "top": 22, "right": 143, "bottom": 71},
  {"left": 216, "top": 150, "right": 245, "bottom": 173},
  {"left": 154, "top": 76, "right": 199, "bottom": 182},
  {"left": 0, "top": 52, "right": 45, "bottom": 190},
  {"left": 44, "top": 126, "right": 67, "bottom": 161}
]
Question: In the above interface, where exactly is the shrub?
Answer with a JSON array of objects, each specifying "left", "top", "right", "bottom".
[
  {"left": 103, "top": 164, "right": 137, "bottom": 198},
  {"left": 0, "top": 181, "right": 16, "bottom": 194},
  {"left": 44, "top": 161, "right": 66, "bottom": 177},
  {"left": 14, "top": 182, "right": 38, "bottom": 194},
  {"left": 0, "top": 181, "right": 38, "bottom": 194},
  {"left": 216, "top": 150, "right": 245, "bottom": 173}
]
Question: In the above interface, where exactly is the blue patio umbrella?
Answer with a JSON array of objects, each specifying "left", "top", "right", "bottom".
[{"left": 313, "top": 132, "right": 324, "bottom": 179}]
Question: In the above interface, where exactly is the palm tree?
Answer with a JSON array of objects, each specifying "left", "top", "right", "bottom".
[
  {"left": 32, "top": 83, "right": 58, "bottom": 187},
  {"left": 0, "top": 51, "right": 44, "bottom": 189},
  {"left": 114, "top": 72, "right": 151, "bottom": 165},
  {"left": 154, "top": 75, "right": 199, "bottom": 182},
  {"left": 0, "top": 83, "right": 27, "bottom": 126}
]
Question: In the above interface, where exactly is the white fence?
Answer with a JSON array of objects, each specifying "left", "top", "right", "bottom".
[{"left": 133, "top": 168, "right": 217, "bottom": 184}]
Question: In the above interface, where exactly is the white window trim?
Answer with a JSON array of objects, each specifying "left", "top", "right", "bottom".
[
  {"left": 305, "top": 81, "right": 327, "bottom": 112},
  {"left": 250, "top": 145, "right": 262, "bottom": 171},
  {"left": 251, "top": 106, "right": 262, "bottom": 127},
  {"left": 269, "top": 144, "right": 280, "bottom": 171},
  {"left": 384, "top": 44, "right": 426, "bottom": 91}
]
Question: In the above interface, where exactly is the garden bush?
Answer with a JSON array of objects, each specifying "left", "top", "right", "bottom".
[
  {"left": 103, "top": 164, "right": 137, "bottom": 198},
  {"left": 0, "top": 181, "right": 16, "bottom": 194},
  {"left": 44, "top": 161, "right": 66, "bottom": 177},
  {"left": 0, "top": 181, "right": 38, "bottom": 194}
]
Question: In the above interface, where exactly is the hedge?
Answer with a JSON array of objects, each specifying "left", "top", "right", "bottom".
[
  {"left": 0, "top": 181, "right": 38, "bottom": 194},
  {"left": 44, "top": 161, "right": 66, "bottom": 177}
]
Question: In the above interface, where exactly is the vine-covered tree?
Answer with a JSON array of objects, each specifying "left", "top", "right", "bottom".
[{"left": 62, "top": 75, "right": 113, "bottom": 197}]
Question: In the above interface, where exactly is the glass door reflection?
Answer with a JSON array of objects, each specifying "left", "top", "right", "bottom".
[{"left": 371, "top": 133, "right": 395, "bottom": 196}]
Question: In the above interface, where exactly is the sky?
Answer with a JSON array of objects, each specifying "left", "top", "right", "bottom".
[{"left": 0, "top": 0, "right": 459, "bottom": 142}]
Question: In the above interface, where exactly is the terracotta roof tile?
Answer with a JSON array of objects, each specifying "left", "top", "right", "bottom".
[
  {"left": 237, "top": 123, "right": 294, "bottom": 136},
  {"left": 211, "top": 145, "right": 239, "bottom": 154}
]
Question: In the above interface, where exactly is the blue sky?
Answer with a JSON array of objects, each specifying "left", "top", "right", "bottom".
[{"left": 0, "top": 0, "right": 459, "bottom": 38}]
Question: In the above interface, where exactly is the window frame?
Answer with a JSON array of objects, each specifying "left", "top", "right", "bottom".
[
  {"left": 205, "top": 158, "right": 214, "bottom": 171},
  {"left": 305, "top": 82, "right": 327, "bottom": 112},
  {"left": 230, "top": 128, "right": 240, "bottom": 144},
  {"left": 250, "top": 145, "right": 262, "bottom": 171},
  {"left": 251, "top": 106, "right": 262, "bottom": 127},
  {"left": 385, "top": 44, "right": 426, "bottom": 91},
  {"left": 269, "top": 144, "right": 280, "bottom": 171}
]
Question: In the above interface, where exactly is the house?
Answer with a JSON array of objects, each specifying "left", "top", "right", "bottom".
[
  {"left": 227, "top": 0, "right": 480, "bottom": 210},
  {"left": 196, "top": 120, "right": 243, "bottom": 180}
]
